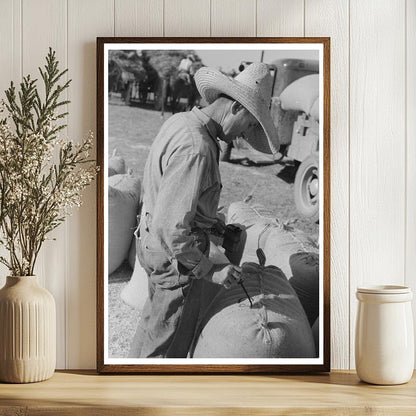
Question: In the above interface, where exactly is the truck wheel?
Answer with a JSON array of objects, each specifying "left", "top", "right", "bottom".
[
  {"left": 220, "top": 141, "right": 233, "bottom": 162},
  {"left": 294, "top": 154, "right": 319, "bottom": 222}
]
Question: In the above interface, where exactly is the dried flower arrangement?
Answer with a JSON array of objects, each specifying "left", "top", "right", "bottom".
[{"left": 0, "top": 48, "right": 97, "bottom": 276}]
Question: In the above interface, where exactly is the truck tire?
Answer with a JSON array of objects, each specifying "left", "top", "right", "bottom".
[
  {"left": 294, "top": 154, "right": 319, "bottom": 222},
  {"left": 220, "top": 141, "right": 233, "bottom": 162}
]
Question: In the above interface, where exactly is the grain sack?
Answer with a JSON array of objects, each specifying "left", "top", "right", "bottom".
[
  {"left": 226, "top": 201, "right": 275, "bottom": 266},
  {"left": 231, "top": 222, "right": 272, "bottom": 266},
  {"left": 108, "top": 149, "right": 126, "bottom": 177},
  {"left": 192, "top": 262, "right": 315, "bottom": 358},
  {"left": 289, "top": 252, "right": 319, "bottom": 326},
  {"left": 227, "top": 201, "right": 318, "bottom": 277},
  {"left": 263, "top": 225, "right": 317, "bottom": 278},
  {"left": 120, "top": 253, "right": 149, "bottom": 310},
  {"left": 227, "top": 201, "right": 276, "bottom": 227},
  {"left": 108, "top": 173, "right": 141, "bottom": 274}
]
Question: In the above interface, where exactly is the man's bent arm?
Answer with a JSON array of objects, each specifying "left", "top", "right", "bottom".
[{"left": 151, "top": 153, "right": 214, "bottom": 279}]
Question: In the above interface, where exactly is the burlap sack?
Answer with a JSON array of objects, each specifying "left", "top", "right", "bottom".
[
  {"left": 108, "top": 173, "right": 141, "bottom": 274},
  {"left": 108, "top": 149, "right": 126, "bottom": 177},
  {"left": 263, "top": 226, "right": 317, "bottom": 278},
  {"left": 120, "top": 254, "right": 149, "bottom": 311},
  {"left": 227, "top": 201, "right": 275, "bottom": 227},
  {"left": 289, "top": 252, "right": 319, "bottom": 326},
  {"left": 227, "top": 201, "right": 318, "bottom": 277},
  {"left": 192, "top": 262, "right": 315, "bottom": 358}
]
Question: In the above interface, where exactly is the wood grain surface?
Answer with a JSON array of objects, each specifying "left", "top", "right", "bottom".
[{"left": 0, "top": 371, "right": 415, "bottom": 415}]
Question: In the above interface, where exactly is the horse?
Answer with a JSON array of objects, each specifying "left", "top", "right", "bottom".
[
  {"left": 169, "top": 67, "right": 201, "bottom": 114},
  {"left": 158, "top": 62, "right": 202, "bottom": 116}
]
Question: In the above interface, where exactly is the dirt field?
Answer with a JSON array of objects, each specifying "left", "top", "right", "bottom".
[{"left": 108, "top": 99, "right": 319, "bottom": 358}]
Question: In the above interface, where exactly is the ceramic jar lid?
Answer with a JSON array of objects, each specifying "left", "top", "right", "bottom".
[
  {"left": 357, "top": 285, "right": 411, "bottom": 294},
  {"left": 356, "top": 285, "right": 413, "bottom": 303}
]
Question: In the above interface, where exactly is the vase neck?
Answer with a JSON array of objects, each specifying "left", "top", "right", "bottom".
[{"left": 5, "top": 275, "right": 39, "bottom": 288}]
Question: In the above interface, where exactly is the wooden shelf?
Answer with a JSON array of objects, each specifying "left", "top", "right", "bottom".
[{"left": 0, "top": 370, "right": 415, "bottom": 415}]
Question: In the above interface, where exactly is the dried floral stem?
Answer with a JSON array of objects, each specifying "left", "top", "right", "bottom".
[{"left": 0, "top": 48, "right": 97, "bottom": 276}]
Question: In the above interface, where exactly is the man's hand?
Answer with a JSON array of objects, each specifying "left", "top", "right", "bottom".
[
  {"left": 212, "top": 217, "right": 227, "bottom": 236},
  {"left": 210, "top": 264, "right": 242, "bottom": 289}
]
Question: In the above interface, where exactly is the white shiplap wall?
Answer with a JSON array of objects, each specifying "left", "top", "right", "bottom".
[
  {"left": 305, "top": 0, "right": 349, "bottom": 370},
  {"left": 407, "top": 0, "right": 416, "bottom": 371},
  {"left": 0, "top": 0, "right": 414, "bottom": 370}
]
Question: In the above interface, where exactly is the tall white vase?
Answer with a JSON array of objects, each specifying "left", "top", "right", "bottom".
[{"left": 0, "top": 276, "right": 56, "bottom": 383}]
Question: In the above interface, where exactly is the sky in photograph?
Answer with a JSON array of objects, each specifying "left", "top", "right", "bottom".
[{"left": 195, "top": 49, "right": 319, "bottom": 72}]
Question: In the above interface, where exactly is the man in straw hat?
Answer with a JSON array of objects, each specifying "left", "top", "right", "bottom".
[{"left": 129, "top": 62, "right": 280, "bottom": 358}]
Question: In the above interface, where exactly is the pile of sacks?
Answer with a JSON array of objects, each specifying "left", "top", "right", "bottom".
[
  {"left": 118, "top": 195, "right": 321, "bottom": 358},
  {"left": 192, "top": 200, "right": 320, "bottom": 358},
  {"left": 226, "top": 201, "right": 318, "bottom": 277},
  {"left": 108, "top": 150, "right": 149, "bottom": 310},
  {"left": 108, "top": 151, "right": 139, "bottom": 269}
]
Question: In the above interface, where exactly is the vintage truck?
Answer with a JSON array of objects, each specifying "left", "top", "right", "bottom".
[{"left": 223, "top": 59, "right": 320, "bottom": 222}]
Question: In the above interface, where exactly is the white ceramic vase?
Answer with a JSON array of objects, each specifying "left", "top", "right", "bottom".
[
  {"left": 0, "top": 276, "right": 56, "bottom": 383},
  {"left": 355, "top": 285, "right": 414, "bottom": 385}
]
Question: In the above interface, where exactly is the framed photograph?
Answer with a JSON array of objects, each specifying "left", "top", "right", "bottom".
[{"left": 97, "top": 37, "right": 330, "bottom": 373}]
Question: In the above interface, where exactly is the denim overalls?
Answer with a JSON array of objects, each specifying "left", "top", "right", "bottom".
[{"left": 128, "top": 211, "right": 210, "bottom": 358}]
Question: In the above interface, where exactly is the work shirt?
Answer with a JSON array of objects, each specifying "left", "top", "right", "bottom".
[{"left": 141, "top": 107, "right": 222, "bottom": 280}]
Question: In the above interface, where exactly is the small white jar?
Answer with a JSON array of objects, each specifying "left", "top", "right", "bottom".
[{"left": 355, "top": 285, "right": 414, "bottom": 385}]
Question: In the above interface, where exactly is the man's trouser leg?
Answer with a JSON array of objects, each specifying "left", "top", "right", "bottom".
[
  {"left": 128, "top": 227, "right": 204, "bottom": 358},
  {"left": 165, "top": 278, "right": 203, "bottom": 357}
]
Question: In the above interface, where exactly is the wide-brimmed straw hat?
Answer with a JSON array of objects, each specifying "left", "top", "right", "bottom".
[{"left": 194, "top": 63, "right": 279, "bottom": 155}]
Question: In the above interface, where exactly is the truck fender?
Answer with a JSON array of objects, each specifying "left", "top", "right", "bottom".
[{"left": 279, "top": 74, "right": 319, "bottom": 117}]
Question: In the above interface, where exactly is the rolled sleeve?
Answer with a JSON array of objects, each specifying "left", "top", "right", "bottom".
[
  {"left": 190, "top": 253, "right": 214, "bottom": 279},
  {"left": 151, "top": 153, "right": 214, "bottom": 279}
]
